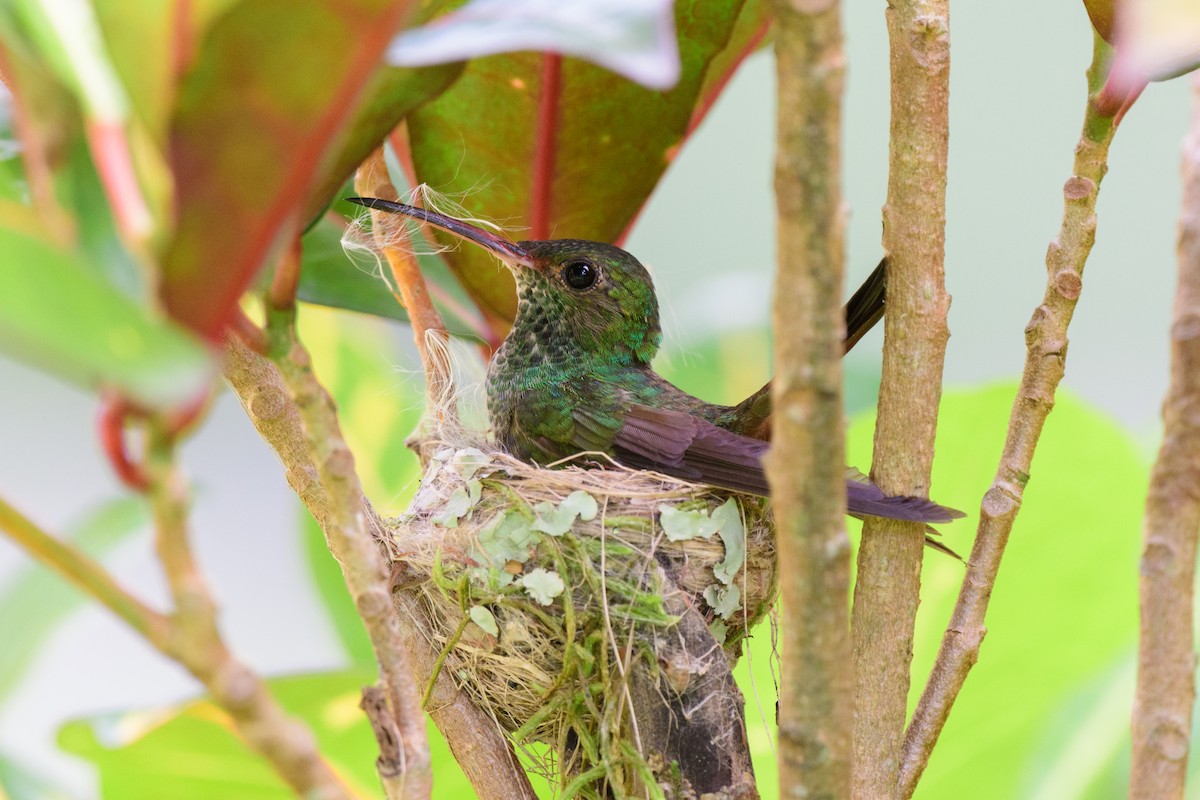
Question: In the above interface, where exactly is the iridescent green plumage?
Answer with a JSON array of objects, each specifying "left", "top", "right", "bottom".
[{"left": 349, "top": 197, "right": 962, "bottom": 526}]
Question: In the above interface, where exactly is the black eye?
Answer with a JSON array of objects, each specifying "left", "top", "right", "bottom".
[{"left": 562, "top": 261, "right": 598, "bottom": 290}]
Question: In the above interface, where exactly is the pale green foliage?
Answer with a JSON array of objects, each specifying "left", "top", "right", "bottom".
[
  {"left": 531, "top": 490, "right": 598, "bottom": 535},
  {"left": 519, "top": 567, "right": 566, "bottom": 606},
  {"left": 468, "top": 605, "right": 500, "bottom": 637}
]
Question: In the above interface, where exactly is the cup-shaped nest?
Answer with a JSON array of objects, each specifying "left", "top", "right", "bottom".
[{"left": 382, "top": 439, "right": 775, "bottom": 794}]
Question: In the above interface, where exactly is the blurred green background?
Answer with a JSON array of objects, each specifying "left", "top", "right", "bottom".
[{"left": 0, "top": 0, "right": 1195, "bottom": 798}]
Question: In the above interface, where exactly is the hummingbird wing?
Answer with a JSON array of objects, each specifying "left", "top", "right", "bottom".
[{"left": 614, "top": 405, "right": 963, "bottom": 525}]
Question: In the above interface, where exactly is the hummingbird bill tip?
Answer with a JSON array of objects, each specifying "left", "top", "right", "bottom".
[{"left": 346, "top": 196, "right": 533, "bottom": 268}]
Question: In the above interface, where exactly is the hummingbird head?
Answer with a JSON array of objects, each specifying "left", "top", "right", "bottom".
[{"left": 348, "top": 198, "right": 662, "bottom": 365}]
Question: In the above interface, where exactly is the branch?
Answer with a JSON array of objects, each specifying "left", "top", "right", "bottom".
[
  {"left": 223, "top": 337, "right": 536, "bottom": 800},
  {"left": 0, "top": 496, "right": 169, "bottom": 646},
  {"left": 257, "top": 302, "right": 432, "bottom": 800},
  {"left": 143, "top": 424, "right": 351, "bottom": 798},
  {"left": 0, "top": 447, "right": 351, "bottom": 797},
  {"left": 1129, "top": 72, "right": 1200, "bottom": 798},
  {"left": 851, "top": 2, "right": 950, "bottom": 796},
  {"left": 899, "top": 36, "right": 1120, "bottom": 797},
  {"left": 765, "top": 1, "right": 851, "bottom": 796}
]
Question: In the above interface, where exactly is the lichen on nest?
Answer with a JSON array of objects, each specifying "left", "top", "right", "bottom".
[{"left": 382, "top": 434, "right": 775, "bottom": 795}]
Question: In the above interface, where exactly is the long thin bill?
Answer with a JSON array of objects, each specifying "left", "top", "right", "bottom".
[{"left": 347, "top": 197, "right": 533, "bottom": 267}]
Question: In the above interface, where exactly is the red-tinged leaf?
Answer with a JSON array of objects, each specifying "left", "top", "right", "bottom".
[
  {"left": 296, "top": 209, "right": 492, "bottom": 340},
  {"left": 299, "top": 61, "right": 464, "bottom": 223},
  {"left": 406, "top": 0, "right": 757, "bottom": 327},
  {"left": 160, "top": 0, "right": 418, "bottom": 340}
]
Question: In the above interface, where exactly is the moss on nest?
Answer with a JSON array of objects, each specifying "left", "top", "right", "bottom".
[{"left": 383, "top": 438, "right": 776, "bottom": 796}]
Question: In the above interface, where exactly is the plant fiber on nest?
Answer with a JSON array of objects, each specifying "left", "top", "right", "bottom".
[{"left": 382, "top": 431, "right": 775, "bottom": 797}]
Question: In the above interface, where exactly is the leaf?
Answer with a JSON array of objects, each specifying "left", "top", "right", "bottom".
[
  {"left": 406, "top": 0, "right": 758, "bottom": 325},
  {"left": 388, "top": 0, "right": 681, "bottom": 89},
  {"left": 530, "top": 490, "right": 598, "bottom": 536},
  {"left": 658, "top": 503, "right": 720, "bottom": 542},
  {"left": 1115, "top": 0, "right": 1200, "bottom": 83},
  {"left": 158, "top": 0, "right": 433, "bottom": 339},
  {"left": 431, "top": 480, "right": 482, "bottom": 528},
  {"left": 450, "top": 448, "right": 492, "bottom": 481},
  {"left": 297, "top": 211, "right": 487, "bottom": 338},
  {"left": 843, "top": 386, "right": 1148, "bottom": 800},
  {"left": 520, "top": 567, "right": 565, "bottom": 606},
  {"left": 58, "top": 670, "right": 477, "bottom": 800},
  {"left": 298, "top": 59, "right": 464, "bottom": 223},
  {"left": 0, "top": 225, "right": 211, "bottom": 406},
  {"left": 711, "top": 498, "right": 745, "bottom": 585},
  {"left": 474, "top": 511, "right": 542, "bottom": 568},
  {"left": 469, "top": 605, "right": 499, "bottom": 637},
  {"left": 702, "top": 583, "right": 740, "bottom": 620}
]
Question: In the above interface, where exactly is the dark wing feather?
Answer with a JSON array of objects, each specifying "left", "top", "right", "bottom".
[
  {"left": 615, "top": 405, "right": 964, "bottom": 525},
  {"left": 844, "top": 257, "right": 888, "bottom": 354}
]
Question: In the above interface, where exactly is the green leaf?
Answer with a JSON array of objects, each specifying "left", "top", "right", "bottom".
[
  {"left": 468, "top": 605, "right": 499, "bottom": 637},
  {"left": 0, "top": 226, "right": 211, "bottom": 406},
  {"left": 301, "top": 207, "right": 496, "bottom": 339},
  {"left": 520, "top": 567, "right": 565, "bottom": 606},
  {"left": 58, "top": 670, "right": 478, "bottom": 800},
  {"left": 702, "top": 583, "right": 740, "bottom": 620},
  {"left": 657, "top": 503, "right": 720, "bottom": 542},
  {"left": 844, "top": 385, "right": 1147, "bottom": 800},
  {"left": 431, "top": 480, "right": 483, "bottom": 528},
  {"left": 711, "top": 498, "right": 745, "bottom": 585},
  {"left": 530, "top": 490, "right": 598, "bottom": 536},
  {"left": 158, "top": 0, "right": 444, "bottom": 339},
  {"left": 0, "top": 498, "right": 148, "bottom": 702},
  {"left": 474, "top": 511, "right": 541, "bottom": 568},
  {"left": 406, "top": 0, "right": 760, "bottom": 325}
]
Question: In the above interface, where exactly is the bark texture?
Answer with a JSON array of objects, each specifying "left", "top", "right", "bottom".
[
  {"left": 1129, "top": 72, "right": 1200, "bottom": 800},
  {"left": 851, "top": 2, "right": 951, "bottom": 796},
  {"left": 766, "top": 1, "right": 851, "bottom": 797}
]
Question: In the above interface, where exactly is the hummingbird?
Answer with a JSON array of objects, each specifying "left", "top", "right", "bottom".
[{"left": 348, "top": 197, "right": 962, "bottom": 528}]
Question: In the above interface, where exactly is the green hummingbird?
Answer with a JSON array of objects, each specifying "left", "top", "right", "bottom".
[{"left": 348, "top": 197, "right": 962, "bottom": 527}]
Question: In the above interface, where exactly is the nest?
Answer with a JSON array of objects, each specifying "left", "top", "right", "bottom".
[{"left": 382, "top": 433, "right": 776, "bottom": 796}]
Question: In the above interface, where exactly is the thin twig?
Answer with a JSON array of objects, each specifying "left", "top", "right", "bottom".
[
  {"left": 268, "top": 235, "right": 303, "bottom": 311},
  {"left": 765, "top": 1, "right": 851, "bottom": 796},
  {"left": 141, "top": 422, "right": 351, "bottom": 798},
  {"left": 0, "top": 495, "right": 170, "bottom": 645},
  {"left": 1129, "top": 72, "right": 1200, "bottom": 799},
  {"left": 259, "top": 298, "right": 432, "bottom": 800},
  {"left": 898, "top": 36, "right": 1120, "bottom": 797},
  {"left": 851, "top": 2, "right": 951, "bottom": 797}
]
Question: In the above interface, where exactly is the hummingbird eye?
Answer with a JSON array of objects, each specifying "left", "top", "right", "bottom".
[{"left": 562, "top": 260, "right": 598, "bottom": 290}]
